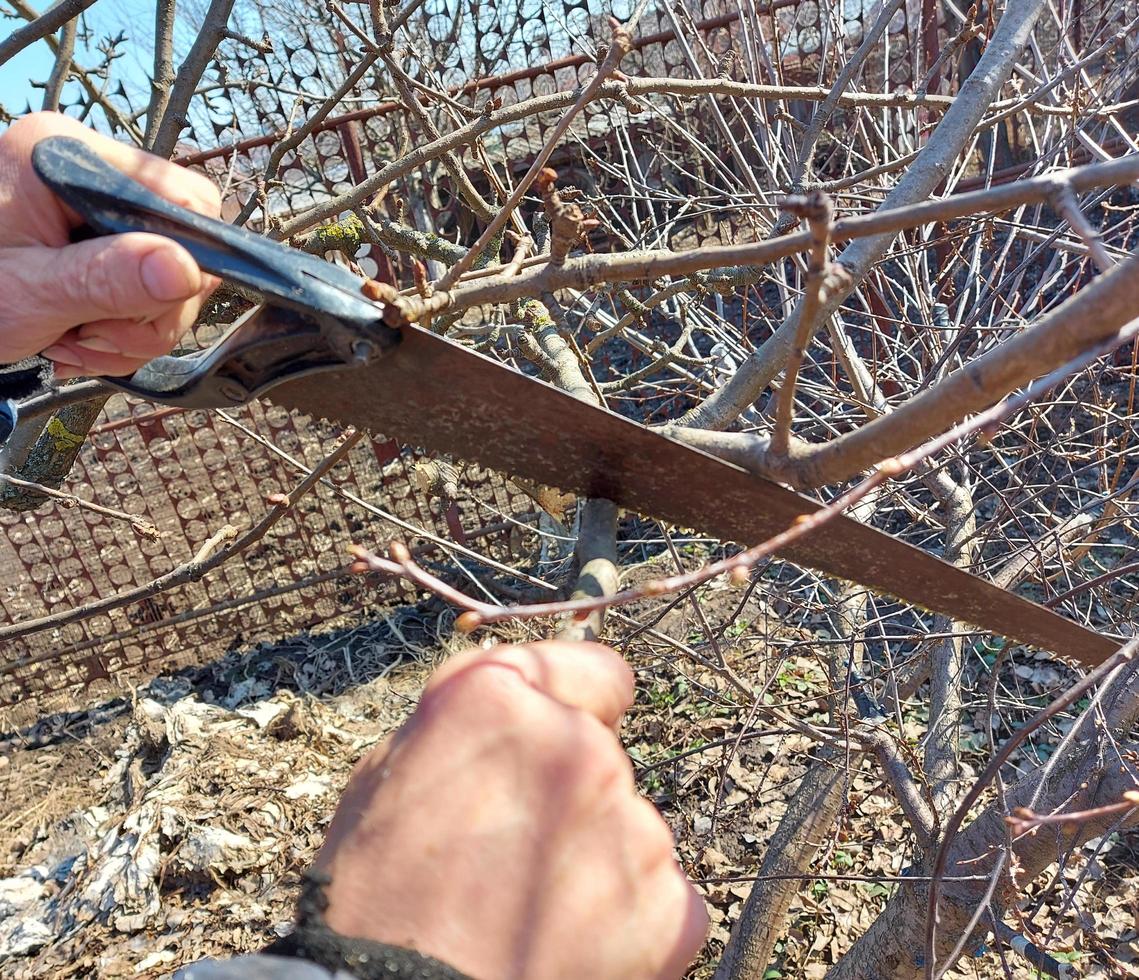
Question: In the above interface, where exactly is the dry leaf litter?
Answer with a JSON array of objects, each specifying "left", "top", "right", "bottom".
[{"left": 1, "top": 584, "right": 1137, "bottom": 979}]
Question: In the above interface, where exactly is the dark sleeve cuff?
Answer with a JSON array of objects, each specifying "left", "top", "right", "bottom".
[
  {"left": 260, "top": 870, "right": 472, "bottom": 980},
  {"left": 0, "top": 357, "right": 52, "bottom": 401},
  {"left": 177, "top": 950, "right": 464, "bottom": 980}
]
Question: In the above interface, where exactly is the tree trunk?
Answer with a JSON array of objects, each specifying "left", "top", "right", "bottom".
[{"left": 827, "top": 661, "right": 1139, "bottom": 978}]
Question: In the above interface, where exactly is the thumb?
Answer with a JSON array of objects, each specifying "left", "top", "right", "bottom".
[
  {"left": 424, "top": 641, "right": 634, "bottom": 730},
  {"left": 19, "top": 232, "right": 203, "bottom": 340}
]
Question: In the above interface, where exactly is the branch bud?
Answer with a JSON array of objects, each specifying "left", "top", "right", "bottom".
[{"left": 455, "top": 611, "right": 483, "bottom": 633}]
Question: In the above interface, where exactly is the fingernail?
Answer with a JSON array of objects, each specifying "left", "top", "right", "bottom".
[
  {"left": 141, "top": 246, "right": 199, "bottom": 302},
  {"left": 42, "top": 345, "right": 85, "bottom": 367},
  {"left": 75, "top": 336, "right": 122, "bottom": 355},
  {"left": 53, "top": 365, "right": 86, "bottom": 380}
]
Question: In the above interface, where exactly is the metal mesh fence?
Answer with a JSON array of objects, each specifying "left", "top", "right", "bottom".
[
  {"left": 9, "top": 0, "right": 1086, "bottom": 717},
  {"left": 0, "top": 390, "right": 541, "bottom": 718},
  {"left": 173, "top": 0, "right": 932, "bottom": 234}
]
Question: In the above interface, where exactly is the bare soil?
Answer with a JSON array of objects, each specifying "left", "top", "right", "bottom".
[{"left": 1, "top": 578, "right": 1137, "bottom": 979}]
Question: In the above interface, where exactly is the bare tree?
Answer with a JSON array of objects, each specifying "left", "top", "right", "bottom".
[{"left": 2, "top": 0, "right": 1138, "bottom": 975}]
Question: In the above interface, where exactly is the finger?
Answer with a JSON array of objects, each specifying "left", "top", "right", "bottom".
[
  {"left": 199, "top": 272, "right": 221, "bottom": 300},
  {"left": 655, "top": 879, "right": 710, "bottom": 980},
  {"left": 44, "top": 336, "right": 191, "bottom": 381},
  {"left": 19, "top": 233, "right": 202, "bottom": 346},
  {"left": 424, "top": 641, "right": 634, "bottom": 729},
  {"left": 2, "top": 112, "right": 221, "bottom": 246},
  {"left": 43, "top": 294, "right": 205, "bottom": 379},
  {"left": 51, "top": 343, "right": 164, "bottom": 380},
  {"left": 71, "top": 302, "right": 198, "bottom": 361}
]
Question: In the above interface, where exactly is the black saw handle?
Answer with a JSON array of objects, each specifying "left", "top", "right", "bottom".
[{"left": 29, "top": 136, "right": 401, "bottom": 408}]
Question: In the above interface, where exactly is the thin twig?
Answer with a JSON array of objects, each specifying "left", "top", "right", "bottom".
[
  {"left": 0, "top": 471, "right": 160, "bottom": 537},
  {"left": 1005, "top": 792, "right": 1139, "bottom": 835},
  {"left": 433, "top": 17, "right": 633, "bottom": 291},
  {"left": 1050, "top": 182, "right": 1116, "bottom": 272},
  {"left": 0, "top": 0, "right": 97, "bottom": 68}
]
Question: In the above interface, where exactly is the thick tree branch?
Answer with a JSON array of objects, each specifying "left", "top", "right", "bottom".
[
  {"left": 0, "top": 0, "right": 97, "bottom": 68},
  {"left": 923, "top": 473, "right": 975, "bottom": 817},
  {"left": 556, "top": 499, "right": 618, "bottom": 643},
  {"left": 674, "top": 250, "right": 1139, "bottom": 489},
  {"left": 516, "top": 297, "right": 619, "bottom": 640},
  {"left": 715, "top": 753, "right": 848, "bottom": 980},
  {"left": 0, "top": 396, "right": 108, "bottom": 511},
  {"left": 39, "top": 12, "right": 76, "bottom": 111},
  {"left": 770, "top": 192, "right": 840, "bottom": 456},
  {"left": 142, "top": 0, "right": 177, "bottom": 149},
  {"left": 149, "top": 0, "right": 237, "bottom": 158}
]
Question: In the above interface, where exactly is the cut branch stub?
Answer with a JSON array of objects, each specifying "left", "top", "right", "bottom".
[{"left": 537, "top": 168, "right": 600, "bottom": 266}]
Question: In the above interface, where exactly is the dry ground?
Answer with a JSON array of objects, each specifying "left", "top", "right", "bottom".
[{"left": 2, "top": 573, "right": 1137, "bottom": 979}]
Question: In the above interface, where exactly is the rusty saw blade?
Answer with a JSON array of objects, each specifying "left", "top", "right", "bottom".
[{"left": 270, "top": 323, "right": 1119, "bottom": 667}]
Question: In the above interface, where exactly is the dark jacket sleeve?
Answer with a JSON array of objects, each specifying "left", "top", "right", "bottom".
[{"left": 175, "top": 874, "right": 474, "bottom": 980}]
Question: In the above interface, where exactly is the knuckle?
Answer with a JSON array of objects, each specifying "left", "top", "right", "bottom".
[
  {"left": 196, "top": 178, "right": 223, "bottom": 217},
  {"left": 126, "top": 334, "right": 173, "bottom": 359},
  {"left": 619, "top": 794, "right": 677, "bottom": 870},
  {"left": 7, "top": 111, "right": 61, "bottom": 142},
  {"left": 348, "top": 739, "right": 393, "bottom": 782},
  {"left": 163, "top": 171, "right": 222, "bottom": 217},
  {"left": 4, "top": 112, "right": 79, "bottom": 163},
  {"left": 3, "top": 114, "right": 33, "bottom": 148},
  {"left": 656, "top": 868, "right": 708, "bottom": 942},
  {"left": 421, "top": 660, "right": 530, "bottom": 724},
  {"left": 93, "top": 356, "right": 146, "bottom": 377},
  {"left": 78, "top": 248, "right": 133, "bottom": 317},
  {"left": 146, "top": 312, "right": 191, "bottom": 351},
  {"left": 685, "top": 886, "right": 711, "bottom": 940},
  {"left": 565, "top": 719, "right": 634, "bottom": 795}
]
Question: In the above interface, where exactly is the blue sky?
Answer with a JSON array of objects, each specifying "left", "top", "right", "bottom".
[
  {"left": 1, "top": 0, "right": 173, "bottom": 128},
  {"left": 1, "top": 0, "right": 602, "bottom": 136}
]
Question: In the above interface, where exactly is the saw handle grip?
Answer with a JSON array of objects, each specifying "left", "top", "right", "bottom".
[
  {"left": 27, "top": 136, "right": 400, "bottom": 408},
  {"left": 31, "top": 135, "right": 373, "bottom": 309}
]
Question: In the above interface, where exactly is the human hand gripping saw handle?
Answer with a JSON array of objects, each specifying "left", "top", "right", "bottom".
[{"left": 25, "top": 136, "right": 403, "bottom": 412}]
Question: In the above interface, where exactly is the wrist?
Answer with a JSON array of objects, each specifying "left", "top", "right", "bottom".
[{"left": 274, "top": 871, "right": 474, "bottom": 980}]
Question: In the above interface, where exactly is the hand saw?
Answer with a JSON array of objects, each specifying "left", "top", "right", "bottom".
[{"left": 17, "top": 135, "right": 1120, "bottom": 667}]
